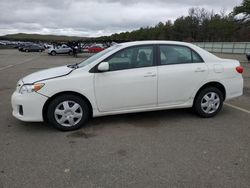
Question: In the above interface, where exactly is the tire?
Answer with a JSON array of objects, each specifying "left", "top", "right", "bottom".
[
  {"left": 193, "top": 87, "right": 223, "bottom": 118},
  {"left": 25, "top": 49, "right": 29, "bottom": 52},
  {"left": 68, "top": 51, "right": 73, "bottom": 56},
  {"left": 51, "top": 51, "right": 56, "bottom": 56},
  {"left": 47, "top": 94, "right": 90, "bottom": 131}
]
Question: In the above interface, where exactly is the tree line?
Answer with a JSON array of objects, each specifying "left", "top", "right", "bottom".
[{"left": 96, "top": 0, "right": 250, "bottom": 42}]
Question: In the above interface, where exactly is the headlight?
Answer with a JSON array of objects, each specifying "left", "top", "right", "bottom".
[{"left": 19, "top": 83, "right": 45, "bottom": 94}]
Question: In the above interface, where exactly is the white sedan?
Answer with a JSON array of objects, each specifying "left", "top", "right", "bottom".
[{"left": 11, "top": 41, "right": 244, "bottom": 131}]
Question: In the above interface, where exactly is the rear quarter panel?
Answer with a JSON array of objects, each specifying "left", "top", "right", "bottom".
[{"left": 205, "top": 59, "right": 243, "bottom": 100}]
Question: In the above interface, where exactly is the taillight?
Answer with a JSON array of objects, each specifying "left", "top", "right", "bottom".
[{"left": 236, "top": 66, "right": 244, "bottom": 74}]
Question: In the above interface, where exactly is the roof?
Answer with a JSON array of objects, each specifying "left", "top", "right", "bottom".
[
  {"left": 118, "top": 40, "right": 220, "bottom": 62},
  {"left": 120, "top": 40, "right": 191, "bottom": 47}
]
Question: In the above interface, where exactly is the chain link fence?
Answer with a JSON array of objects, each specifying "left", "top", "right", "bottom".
[{"left": 193, "top": 42, "right": 250, "bottom": 54}]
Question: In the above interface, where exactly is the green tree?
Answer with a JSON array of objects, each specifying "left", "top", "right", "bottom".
[
  {"left": 94, "top": 3, "right": 250, "bottom": 43},
  {"left": 234, "top": 0, "right": 250, "bottom": 18}
]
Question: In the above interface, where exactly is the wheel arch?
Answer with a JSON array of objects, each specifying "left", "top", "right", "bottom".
[
  {"left": 193, "top": 81, "right": 226, "bottom": 105},
  {"left": 42, "top": 91, "right": 93, "bottom": 122}
]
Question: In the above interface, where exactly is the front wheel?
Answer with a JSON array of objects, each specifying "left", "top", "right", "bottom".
[
  {"left": 47, "top": 94, "right": 90, "bottom": 131},
  {"left": 193, "top": 87, "right": 223, "bottom": 118}
]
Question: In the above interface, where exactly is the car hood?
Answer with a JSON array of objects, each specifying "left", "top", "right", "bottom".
[{"left": 22, "top": 66, "right": 73, "bottom": 84}]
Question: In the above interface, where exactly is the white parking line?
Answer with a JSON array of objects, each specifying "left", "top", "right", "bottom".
[
  {"left": 225, "top": 103, "right": 250, "bottom": 114},
  {"left": 0, "top": 65, "right": 14, "bottom": 71},
  {"left": 0, "top": 64, "right": 14, "bottom": 71},
  {"left": 0, "top": 55, "right": 41, "bottom": 71}
]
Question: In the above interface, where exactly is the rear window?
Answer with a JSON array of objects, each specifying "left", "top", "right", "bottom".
[{"left": 160, "top": 45, "right": 204, "bottom": 65}]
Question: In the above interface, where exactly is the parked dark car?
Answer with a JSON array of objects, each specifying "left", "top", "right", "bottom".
[
  {"left": 18, "top": 43, "right": 34, "bottom": 51},
  {"left": 22, "top": 45, "right": 45, "bottom": 52},
  {"left": 246, "top": 52, "right": 250, "bottom": 61},
  {"left": 14, "top": 44, "right": 21, "bottom": 49}
]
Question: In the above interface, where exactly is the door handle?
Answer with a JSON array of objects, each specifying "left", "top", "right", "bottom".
[
  {"left": 144, "top": 72, "right": 156, "bottom": 77},
  {"left": 195, "top": 68, "right": 206, "bottom": 72},
  {"left": 144, "top": 75, "right": 156, "bottom": 77}
]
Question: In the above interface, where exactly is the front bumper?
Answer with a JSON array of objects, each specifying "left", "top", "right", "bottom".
[{"left": 11, "top": 91, "right": 48, "bottom": 122}]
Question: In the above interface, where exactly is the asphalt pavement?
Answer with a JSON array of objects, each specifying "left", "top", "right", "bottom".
[{"left": 0, "top": 50, "right": 249, "bottom": 188}]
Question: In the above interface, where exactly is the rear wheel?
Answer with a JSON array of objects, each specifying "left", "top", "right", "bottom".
[
  {"left": 68, "top": 51, "right": 73, "bottom": 56},
  {"left": 193, "top": 87, "right": 223, "bottom": 118},
  {"left": 47, "top": 94, "right": 90, "bottom": 131}
]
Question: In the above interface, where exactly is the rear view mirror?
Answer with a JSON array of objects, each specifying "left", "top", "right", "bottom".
[{"left": 98, "top": 62, "right": 109, "bottom": 72}]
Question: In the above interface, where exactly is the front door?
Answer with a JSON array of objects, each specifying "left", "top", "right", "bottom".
[{"left": 94, "top": 45, "right": 158, "bottom": 112}]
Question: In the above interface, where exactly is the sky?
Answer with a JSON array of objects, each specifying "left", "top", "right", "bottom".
[{"left": 0, "top": 0, "right": 242, "bottom": 37}]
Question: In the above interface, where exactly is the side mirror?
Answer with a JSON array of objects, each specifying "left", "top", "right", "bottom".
[{"left": 98, "top": 62, "right": 109, "bottom": 72}]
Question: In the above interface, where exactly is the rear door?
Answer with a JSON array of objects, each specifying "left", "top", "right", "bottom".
[
  {"left": 61, "top": 46, "right": 69, "bottom": 53},
  {"left": 157, "top": 45, "right": 208, "bottom": 106},
  {"left": 56, "top": 46, "right": 63, "bottom": 54},
  {"left": 57, "top": 46, "right": 68, "bottom": 53},
  {"left": 33, "top": 46, "right": 39, "bottom": 51}
]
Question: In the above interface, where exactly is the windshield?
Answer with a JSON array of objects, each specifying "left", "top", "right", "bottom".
[{"left": 78, "top": 45, "right": 121, "bottom": 68}]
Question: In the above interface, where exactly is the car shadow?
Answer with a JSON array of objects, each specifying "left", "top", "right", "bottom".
[
  {"left": 88, "top": 108, "right": 195, "bottom": 129},
  {"left": 14, "top": 108, "right": 194, "bottom": 133},
  {"left": 17, "top": 121, "right": 57, "bottom": 133}
]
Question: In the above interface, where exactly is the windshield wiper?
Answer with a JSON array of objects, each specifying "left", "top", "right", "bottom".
[{"left": 67, "top": 63, "right": 79, "bottom": 69}]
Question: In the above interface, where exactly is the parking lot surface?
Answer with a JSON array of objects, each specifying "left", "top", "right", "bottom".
[{"left": 0, "top": 50, "right": 250, "bottom": 188}]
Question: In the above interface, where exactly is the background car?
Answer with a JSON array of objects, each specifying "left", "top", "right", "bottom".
[
  {"left": 88, "top": 46, "right": 105, "bottom": 53},
  {"left": 22, "top": 44, "right": 45, "bottom": 52},
  {"left": 18, "top": 43, "right": 34, "bottom": 51},
  {"left": 246, "top": 52, "right": 250, "bottom": 61},
  {"left": 47, "top": 44, "right": 73, "bottom": 56},
  {"left": 81, "top": 45, "right": 91, "bottom": 52}
]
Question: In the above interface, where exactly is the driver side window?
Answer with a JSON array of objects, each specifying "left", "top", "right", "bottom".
[{"left": 106, "top": 45, "right": 154, "bottom": 71}]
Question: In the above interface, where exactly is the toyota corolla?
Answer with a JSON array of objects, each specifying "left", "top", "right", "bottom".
[{"left": 11, "top": 41, "right": 244, "bottom": 131}]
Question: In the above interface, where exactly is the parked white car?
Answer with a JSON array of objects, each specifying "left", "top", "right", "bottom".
[
  {"left": 11, "top": 41, "right": 244, "bottom": 131},
  {"left": 47, "top": 44, "right": 73, "bottom": 56}
]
